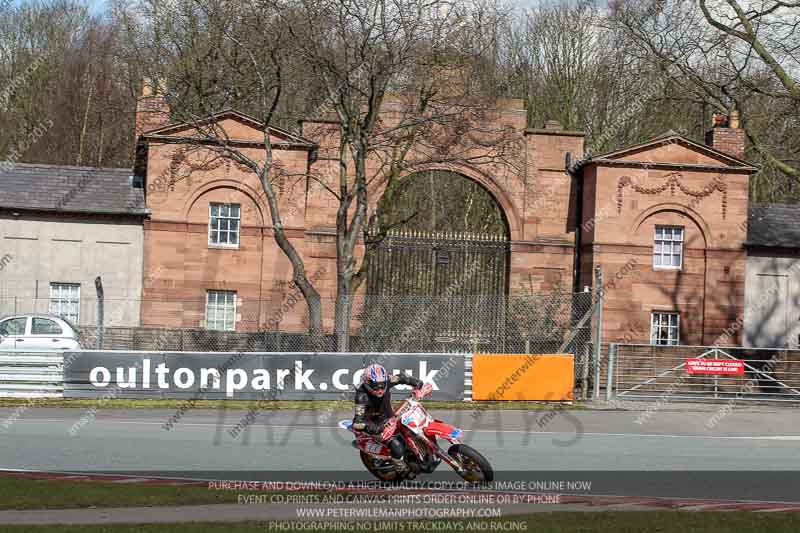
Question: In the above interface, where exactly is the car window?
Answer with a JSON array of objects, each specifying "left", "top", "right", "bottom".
[
  {"left": 0, "top": 318, "right": 27, "bottom": 336},
  {"left": 31, "top": 318, "right": 64, "bottom": 335}
]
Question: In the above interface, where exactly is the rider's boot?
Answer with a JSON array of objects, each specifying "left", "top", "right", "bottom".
[{"left": 392, "top": 457, "right": 415, "bottom": 479}]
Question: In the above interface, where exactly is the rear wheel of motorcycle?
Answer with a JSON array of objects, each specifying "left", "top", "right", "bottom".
[
  {"left": 360, "top": 452, "right": 400, "bottom": 483},
  {"left": 448, "top": 444, "right": 494, "bottom": 483}
]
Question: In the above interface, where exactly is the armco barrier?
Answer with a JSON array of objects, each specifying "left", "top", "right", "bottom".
[
  {"left": 63, "top": 351, "right": 466, "bottom": 401},
  {"left": 0, "top": 353, "right": 64, "bottom": 398},
  {"left": 471, "top": 354, "right": 574, "bottom": 401}
]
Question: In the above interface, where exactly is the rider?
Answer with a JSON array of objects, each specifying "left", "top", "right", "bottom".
[{"left": 352, "top": 363, "right": 423, "bottom": 477}]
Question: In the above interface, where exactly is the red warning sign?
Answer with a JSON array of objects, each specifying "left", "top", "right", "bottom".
[{"left": 686, "top": 358, "right": 745, "bottom": 375}]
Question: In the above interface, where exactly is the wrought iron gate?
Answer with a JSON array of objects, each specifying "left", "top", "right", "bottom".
[
  {"left": 366, "top": 230, "right": 508, "bottom": 297},
  {"left": 360, "top": 230, "right": 509, "bottom": 351}
]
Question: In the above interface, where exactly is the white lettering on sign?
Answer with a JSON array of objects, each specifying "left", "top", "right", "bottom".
[
  {"left": 686, "top": 358, "right": 745, "bottom": 375},
  {"left": 83, "top": 357, "right": 451, "bottom": 398}
]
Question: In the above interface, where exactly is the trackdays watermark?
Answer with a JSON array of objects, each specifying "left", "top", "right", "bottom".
[{"left": 86, "top": 359, "right": 444, "bottom": 398}]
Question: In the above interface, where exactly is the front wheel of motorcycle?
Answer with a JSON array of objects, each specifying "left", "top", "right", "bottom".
[
  {"left": 360, "top": 451, "right": 401, "bottom": 483},
  {"left": 448, "top": 444, "right": 494, "bottom": 483}
]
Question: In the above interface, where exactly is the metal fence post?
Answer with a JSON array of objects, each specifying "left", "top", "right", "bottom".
[
  {"left": 94, "top": 277, "right": 104, "bottom": 350},
  {"left": 581, "top": 345, "right": 590, "bottom": 400},
  {"left": 593, "top": 266, "right": 604, "bottom": 399},
  {"left": 606, "top": 342, "right": 616, "bottom": 401}
]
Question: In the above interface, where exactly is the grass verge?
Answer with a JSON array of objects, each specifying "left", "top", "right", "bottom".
[
  {"left": 0, "top": 513, "right": 798, "bottom": 532},
  {"left": 0, "top": 477, "right": 260, "bottom": 510},
  {"left": 0, "top": 398, "right": 585, "bottom": 411}
]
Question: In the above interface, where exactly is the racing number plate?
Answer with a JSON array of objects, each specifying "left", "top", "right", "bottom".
[{"left": 402, "top": 405, "right": 428, "bottom": 429}]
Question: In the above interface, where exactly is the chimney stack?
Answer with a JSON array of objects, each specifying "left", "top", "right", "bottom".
[
  {"left": 134, "top": 78, "right": 171, "bottom": 142},
  {"left": 705, "top": 110, "right": 745, "bottom": 160},
  {"left": 426, "top": 62, "right": 474, "bottom": 98},
  {"left": 544, "top": 119, "right": 563, "bottom": 131}
]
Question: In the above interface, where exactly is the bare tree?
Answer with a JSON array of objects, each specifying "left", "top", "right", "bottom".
[
  {"left": 0, "top": 0, "right": 134, "bottom": 168},
  {"left": 122, "top": 0, "right": 327, "bottom": 337},
  {"left": 609, "top": 0, "right": 800, "bottom": 199},
  {"left": 285, "top": 0, "right": 520, "bottom": 350}
]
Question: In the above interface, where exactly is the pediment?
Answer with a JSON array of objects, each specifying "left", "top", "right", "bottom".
[
  {"left": 141, "top": 109, "right": 314, "bottom": 147},
  {"left": 590, "top": 133, "right": 756, "bottom": 170}
]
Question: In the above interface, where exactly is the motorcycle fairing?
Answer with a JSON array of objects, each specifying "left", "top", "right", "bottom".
[{"left": 423, "top": 419, "right": 462, "bottom": 443}]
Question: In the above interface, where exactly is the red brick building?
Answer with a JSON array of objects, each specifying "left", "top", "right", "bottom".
[
  {"left": 576, "top": 124, "right": 757, "bottom": 345},
  {"left": 133, "top": 86, "right": 757, "bottom": 345}
]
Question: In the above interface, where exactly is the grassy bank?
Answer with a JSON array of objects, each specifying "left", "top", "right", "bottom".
[
  {"left": 0, "top": 477, "right": 264, "bottom": 510},
  {"left": 0, "top": 477, "right": 796, "bottom": 532}
]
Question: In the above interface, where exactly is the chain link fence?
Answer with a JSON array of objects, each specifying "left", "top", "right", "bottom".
[{"left": 1, "top": 291, "right": 599, "bottom": 391}]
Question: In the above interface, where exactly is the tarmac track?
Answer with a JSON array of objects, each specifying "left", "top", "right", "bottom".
[{"left": 1, "top": 407, "right": 799, "bottom": 502}]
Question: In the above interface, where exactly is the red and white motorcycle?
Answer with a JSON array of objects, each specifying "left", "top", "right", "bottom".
[{"left": 339, "top": 383, "right": 494, "bottom": 483}]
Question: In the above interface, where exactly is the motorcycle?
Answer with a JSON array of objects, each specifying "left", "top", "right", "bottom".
[{"left": 339, "top": 383, "right": 494, "bottom": 483}]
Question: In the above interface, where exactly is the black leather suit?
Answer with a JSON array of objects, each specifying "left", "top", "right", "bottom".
[{"left": 352, "top": 373, "right": 423, "bottom": 460}]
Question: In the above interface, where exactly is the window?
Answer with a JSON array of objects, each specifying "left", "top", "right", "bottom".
[
  {"left": 0, "top": 318, "right": 26, "bottom": 336},
  {"left": 49, "top": 283, "right": 80, "bottom": 324},
  {"left": 654, "top": 226, "right": 683, "bottom": 269},
  {"left": 206, "top": 290, "right": 237, "bottom": 331},
  {"left": 32, "top": 318, "right": 63, "bottom": 335},
  {"left": 209, "top": 203, "right": 240, "bottom": 247},
  {"left": 651, "top": 312, "right": 680, "bottom": 345}
]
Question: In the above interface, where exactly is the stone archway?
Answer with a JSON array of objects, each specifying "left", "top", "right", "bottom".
[
  {"left": 359, "top": 170, "right": 511, "bottom": 351},
  {"left": 367, "top": 169, "right": 510, "bottom": 297}
]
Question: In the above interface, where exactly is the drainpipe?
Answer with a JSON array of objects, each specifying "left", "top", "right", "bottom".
[
  {"left": 95, "top": 276, "right": 104, "bottom": 350},
  {"left": 568, "top": 153, "right": 584, "bottom": 294}
]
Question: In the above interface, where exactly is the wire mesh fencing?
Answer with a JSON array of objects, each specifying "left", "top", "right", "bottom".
[{"left": 1, "top": 291, "right": 599, "bottom": 389}]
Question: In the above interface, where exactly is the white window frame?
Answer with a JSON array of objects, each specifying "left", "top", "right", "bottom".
[
  {"left": 49, "top": 283, "right": 80, "bottom": 324},
  {"left": 651, "top": 312, "right": 680, "bottom": 346},
  {"left": 208, "top": 203, "right": 241, "bottom": 248},
  {"left": 205, "top": 290, "right": 237, "bottom": 331},
  {"left": 653, "top": 225, "right": 684, "bottom": 270}
]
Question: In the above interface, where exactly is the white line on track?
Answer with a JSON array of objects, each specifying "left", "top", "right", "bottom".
[{"left": 4, "top": 418, "right": 800, "bottom": 441}]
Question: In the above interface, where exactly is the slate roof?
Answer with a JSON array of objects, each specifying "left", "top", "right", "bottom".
[
  {"left": 0, "top": 162, "right": 146, "bottom": 216},
  {"left": 747, "top": 204, "right": 800, "bottom": 248}
]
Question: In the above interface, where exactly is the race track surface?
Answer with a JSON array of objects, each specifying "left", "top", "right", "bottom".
[{"left": 1, "top": 406, "right": 798, "bottom": 501}]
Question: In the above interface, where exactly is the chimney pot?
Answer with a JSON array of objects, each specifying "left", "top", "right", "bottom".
[
  {"left": 729, "top": 110, "right": 740, "bottom": 129},
  {"left": 705, "top": 110, "right": 745, "bottom": 160}
]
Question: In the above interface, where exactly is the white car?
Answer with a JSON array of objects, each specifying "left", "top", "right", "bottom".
[{"left": 0, "top": 314, "right": 81, "bottom": 351}]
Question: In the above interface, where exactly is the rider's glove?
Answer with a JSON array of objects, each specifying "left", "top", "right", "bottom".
[{"left": 408, "top": 376, "right": 423, "bottom": 389}]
